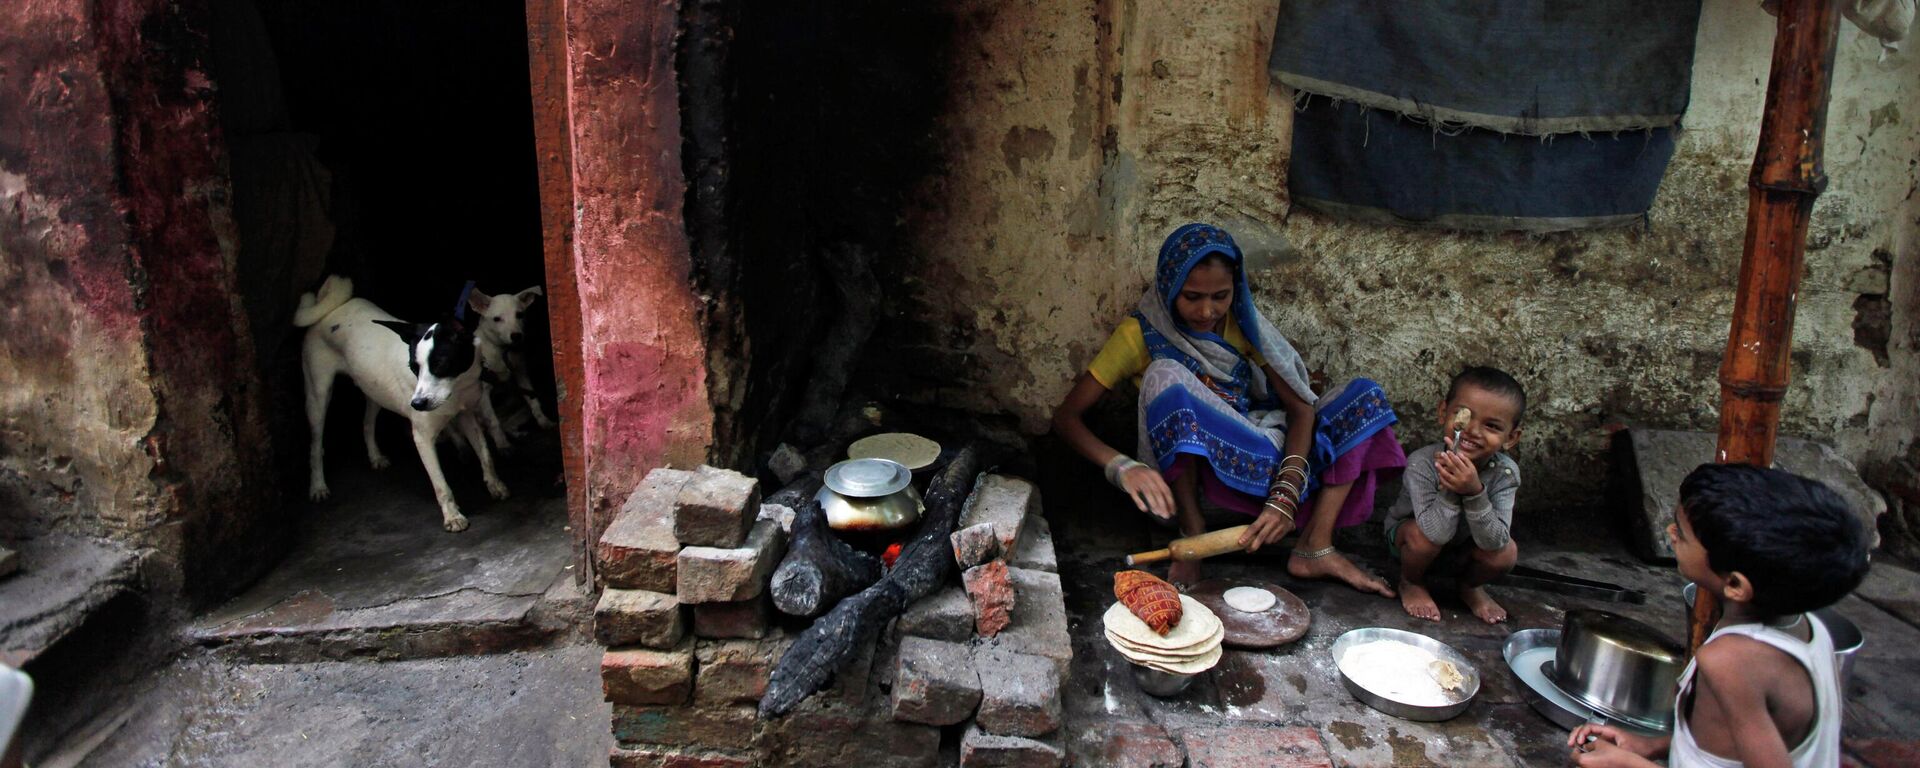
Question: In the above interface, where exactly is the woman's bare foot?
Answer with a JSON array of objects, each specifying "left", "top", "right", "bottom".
[
  {"left": 1399, "top": 580, "right": 1441, "bottom": 621},
  {"left": 1287, "top": 551, "right": 1395, "bottom": 597},
  {"left": 1461, "top": 586, "right": 1507, "bottom": 624},
  {"left": 1167, "top": 558, "right": 1202, "bottom": 587}
]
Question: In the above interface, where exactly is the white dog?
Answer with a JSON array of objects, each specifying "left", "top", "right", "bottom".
[
  {"left": 295, "top": 276, "right": 507, "bottom": 532},
  {"left": 465, "top": 286, "right": 554, "bottom": 450}
]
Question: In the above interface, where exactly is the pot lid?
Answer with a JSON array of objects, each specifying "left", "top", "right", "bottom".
[{"left": 824, "top": 458, "right": 913, "bottom": 498}]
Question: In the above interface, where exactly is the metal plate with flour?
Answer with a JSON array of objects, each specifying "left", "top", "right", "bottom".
[{"left": 1186, "top": 578, "right": 1310, "bottom": 649}]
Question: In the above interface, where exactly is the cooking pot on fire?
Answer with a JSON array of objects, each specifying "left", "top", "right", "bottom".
[{"left": 817, "top": 458, "right": 923, "bottom": 532}]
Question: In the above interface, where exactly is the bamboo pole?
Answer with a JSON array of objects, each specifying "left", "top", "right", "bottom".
[{"left": 1698, "top": 0, "right": 1843, "bottom": 653}]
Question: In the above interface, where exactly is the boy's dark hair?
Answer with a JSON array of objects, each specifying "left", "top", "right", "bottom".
[
  {"left": 1447, "top": 366, "right": 1527, "bottom": 425},
  {"left": 1679, "top": 463, "right": 1870, "bottom": 617}
]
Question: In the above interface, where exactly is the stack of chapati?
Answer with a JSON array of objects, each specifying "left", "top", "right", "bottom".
[{"left": 1103, "top": 595, "right": 1225, "bottom": 674}]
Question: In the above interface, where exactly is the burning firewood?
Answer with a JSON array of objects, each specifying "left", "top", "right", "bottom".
[{"left": 759, "top": 444, "right": 983, "bottom": 718}]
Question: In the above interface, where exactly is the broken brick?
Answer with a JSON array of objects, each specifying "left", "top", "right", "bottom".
[
  {"left": 602, "top": 641, "right": 694, "bottom": 706},
  {"left": 973, "top": 645, "right": 1061, "bottom": 737},
  {"left": 889, "top": 636, "right": 982, "bottom": 726},
  {"left": 595, "top": 588, "right": 685, "bottom": 649},
  {"left": 964, "top": 560, "right": 1016, "bottom": 637},
  {"left": 673, "top": 466, "right": 760, "bottom": 548},
  {"left": 599, "top": 469, "right": 695, "bottom": 592}
]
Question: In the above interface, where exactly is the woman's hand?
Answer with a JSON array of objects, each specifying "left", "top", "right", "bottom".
[
  {"left": 1435, "top": 439, "right": 1483, "bottom": 496},
  {"left": 1121, "top": 465, "right": 1175, "bottom": 520},
  {"left": 1239, "top": 506, "right": 1296, "bottom": 552}
]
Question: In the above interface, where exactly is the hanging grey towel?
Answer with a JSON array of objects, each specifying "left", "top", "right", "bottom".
[{"left": 1269, "top": 0, "right": 1703, "bottom": 231}]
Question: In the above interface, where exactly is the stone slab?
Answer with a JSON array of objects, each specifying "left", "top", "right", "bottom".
[
  {"left": 600, "top": 469, "right": 696, "bottom": 592},
  {"left": 959, "top": 723, "right": 1064, "bottom": 768},
  {"left": 610, "top": 745, "right": 754, "bottom": 768},
  {"left": 899, "top": 585, "right": 975, "bottom": 643},
  {"left": 677, "top": 520, "right": 786, "bottom": 604},
  {"left": 595, "top": 588, "right": 685, "bottom": 649},
  {"left": 890, "top": 636, "right": 982, "bottom": 726},
  {"left": 1008, "top": 513, "right": 1056, "bottom": 574},
  {"left": 978, "top": 567, "right": 1072, "bottom": 664},
  {"left": 673, "top": 466, "right": 760, "bottom": 548},
  {"left": 973, "top": 645, "right": 1062, "bottom": 737},
  {"left": 1614, "top": 429, "right": 1886, "bottom": 561},
  {"left": 959, "top": 475, "right": 1037, "bottom": 556},
  {"left": 183, "top": 464, "right": 573, "bottom": 663},
  {"left": 0, "top": 534, "right": 138, "bottom": 665}
]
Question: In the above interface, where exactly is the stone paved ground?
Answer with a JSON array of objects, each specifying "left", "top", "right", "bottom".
[{"left": 1057, "top": 540, "right": 1920, "bottom": 767}]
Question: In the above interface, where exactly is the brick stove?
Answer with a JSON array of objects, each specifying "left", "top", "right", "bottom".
[{"left": 593, "top": 464, "right": 1071, "bottom": 767}]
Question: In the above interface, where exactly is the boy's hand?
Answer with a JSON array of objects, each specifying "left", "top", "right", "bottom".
[
  {"left": 1567, "top": 724, "right": 1663, "bottom": 763},
  {"left": 1121, "top": 465, "right": 1175, "bottom": 520},
  {"left": 1569, "top": 738, "right": 1657, "bottom": 768},
  {"left": 1435, "top": 439, "right": 1483, "bottom": 496}
]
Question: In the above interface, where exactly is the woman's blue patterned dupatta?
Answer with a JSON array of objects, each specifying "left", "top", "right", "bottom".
[{"left": 1133, "top": 223, "right": 1398, "bottom": 506}]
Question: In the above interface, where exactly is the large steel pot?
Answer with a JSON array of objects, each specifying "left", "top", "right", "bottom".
[
  {"left": 1551, "top": 610, "right": 1685, "bottom": 730},
  {"left": 816, "top": 458, "right": 923, "bottom": 532}
]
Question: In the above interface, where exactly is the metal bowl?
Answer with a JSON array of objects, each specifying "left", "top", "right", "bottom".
[
  {"left": 1682, "top": 583, "right": 1864, "bottom": 688},
  {"left": 1331, "top": 627, "right": 1480, "bottom": 722},
  {"left": 815, "top": 483, "right": 923, "bottom": 533},
  {"left": 1129, "top": 662, "right": 1197, "bottom": 698},
  {"left": 823, "top": 458, "right": 913, "bottom": 497},
  {"left": 1552, "top": 610, "right": 1684, "bottom": 729}
]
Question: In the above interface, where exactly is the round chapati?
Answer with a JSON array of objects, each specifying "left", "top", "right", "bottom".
[
  {"left": 1128, "top": 642, "right": 1223, "bottom": 675},
  {"left": 1106, "top": 624, "right": 1224, "bottom": 661},
  {"left": 846, "top": 432, "right": 941, "bottom": 470},
  {"left": 1223, "top": 586, "right": 1278, "bottom": 613},
  {"left": 1102, "top": 595, "right": 1221, "bottom": 649}
]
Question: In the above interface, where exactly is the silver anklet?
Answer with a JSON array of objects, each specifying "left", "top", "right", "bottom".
[{"left": 1293, "top": 545, "right": 1338, "bottom": 559}]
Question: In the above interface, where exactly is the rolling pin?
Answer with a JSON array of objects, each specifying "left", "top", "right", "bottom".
[{"left": 1125, "top": 525, "right": 1255, "bottom": 565}]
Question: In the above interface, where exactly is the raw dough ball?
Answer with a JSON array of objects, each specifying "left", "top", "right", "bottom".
[{"left": 1223, "top": 586, "right": 1277, "bottom": 613}]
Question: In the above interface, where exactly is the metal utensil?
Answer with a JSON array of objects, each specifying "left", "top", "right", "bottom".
[
  {"left": 1331, "top": 627, "right": 1479, "bottom": 722},
  {"left": 1499, "top": 565, "right": 1647, "bottom": 604},
  {"left": 1553, "top": 611, "right": 1685, "bottom": 729},
  {"left": 1129, "top": 661, "right": 1197, "bottom": 697}
]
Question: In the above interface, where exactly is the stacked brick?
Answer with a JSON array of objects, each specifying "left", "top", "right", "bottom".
[{"left": 595, "top": 468, "right": 1071, "bottom": 768}]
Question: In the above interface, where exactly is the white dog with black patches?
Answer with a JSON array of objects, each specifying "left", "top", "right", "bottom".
[
  {"left": 466, "top": 285, "right": 554, "bottom": 450},
  {"left": 295, "top": 276, "right": 507, "bottom": 532}
]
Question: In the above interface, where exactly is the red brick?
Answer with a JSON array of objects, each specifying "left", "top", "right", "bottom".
[
  {"left": 611, "top": 704, "right": 758, "bottom": 750},
  {"left": 677, "top": 519, "right": 785, "bottom": 603},
  {"left": 959, "top": 723, "right": 1063, "bottom": 767},
  {"left": 1847, "top": 738, "right": 1920, "bottom": 768},
  {"left": 1067, "top": 721, "right": 1184, "bottom": 768},
  {"left": 964, "top": 560, "right": 1015, "bottom": 637},
  {"left": 758, "top": 708, "right": 940, "bottom": 768},
  {"left": 599, "top": 470, "right": 694, "bottom": 592},
  {"left": 674, "top": 466, "right": 760, "bottom": 547},
  {"left": 692, "top": 594, "right": 772, "bottom": 639},
  {"left": 951, "top": 522, "right": 1001, "bottom": 568},
  {"left": 694, "top": 634, "right": 790, "bottom": 706},
  {"left": 972, "top": 646, "right": 1060, "bottom": 737},
  {"left": 609, "top": 745, "right": 754, "bottom": 768},
  {"left": 890, "top": 636, "right": 982, "bottom": 726},
  {"left": 596, "top": 588, "right": 685, "bottom": 649},
  {"left": 957, "top": 475, "right": 1035, "bottom": 553},
  {"left": 1182, "top": 726, "right": 1331, "bottom": 768},
  {"left": 602, "top": 643, "right": 693, "bottom": 705}
]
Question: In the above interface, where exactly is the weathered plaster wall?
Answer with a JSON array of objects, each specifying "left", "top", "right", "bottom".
[
  {"left": 565, "top": 0, "right": 716, "bottom": 548},
  {"left": 1, "top": 0, "right": 282, "bottom": 603},
  {"left": 892, "top": 0, "right": 1919, "bottom": 513}
]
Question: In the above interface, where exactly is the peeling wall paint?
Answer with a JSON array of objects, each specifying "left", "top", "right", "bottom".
[
  {"left": 1, "top": 0, "right": 282, "bottom": 603},
  {"left": 890, "top": 0, "right": 1919, "bottom": 514}
]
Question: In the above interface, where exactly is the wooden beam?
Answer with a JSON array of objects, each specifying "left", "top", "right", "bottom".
[
  {"left": 1700, "top": 0, "right": 1842, "bottom": 652},
  {"left": 523, "top": 0, "right": 589, "bottom": 577}
]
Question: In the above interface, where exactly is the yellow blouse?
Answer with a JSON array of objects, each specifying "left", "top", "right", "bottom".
[{"left": 1085, "top": 315, "right": 1267, "bottom": 389}]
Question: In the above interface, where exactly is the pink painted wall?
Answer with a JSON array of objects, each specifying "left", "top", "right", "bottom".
[{"left": 564, "top": 0, "right": 717, "bottom": 548}]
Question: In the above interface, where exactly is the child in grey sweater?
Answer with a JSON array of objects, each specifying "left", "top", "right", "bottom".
[{"left": 1383, "top": 367, "right": 1524, "bottom": 624}]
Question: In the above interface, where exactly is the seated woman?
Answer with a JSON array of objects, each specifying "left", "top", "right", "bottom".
[{"left": 1052, "top": 223, "right": 1406, "bottom": 591}]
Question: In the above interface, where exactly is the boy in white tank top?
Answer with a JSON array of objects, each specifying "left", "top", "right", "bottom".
[{"left": 1568, "top": 464, "right": 1870, "bottom": 767}]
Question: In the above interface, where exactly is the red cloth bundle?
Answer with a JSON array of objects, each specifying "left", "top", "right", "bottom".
[{"left": 1113, "top": 570, "right": 1183, "bottom": 635}]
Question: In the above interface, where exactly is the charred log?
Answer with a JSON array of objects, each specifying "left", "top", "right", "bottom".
[
  {"left": 770, "top": 497, "right": 883, "bottom": 618},
  {"left": 759, "top": 445, "right": 983, "bottom": 717}
]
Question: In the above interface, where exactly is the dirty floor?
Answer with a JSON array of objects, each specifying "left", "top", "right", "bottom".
[{"left": 1056, "top": 536, "right": 1920, "bottom": 767}]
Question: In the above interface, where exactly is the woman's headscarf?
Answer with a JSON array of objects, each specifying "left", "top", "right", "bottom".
[{"left": 1135, "top": 223, "right": 1317, "bottom": 407}]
